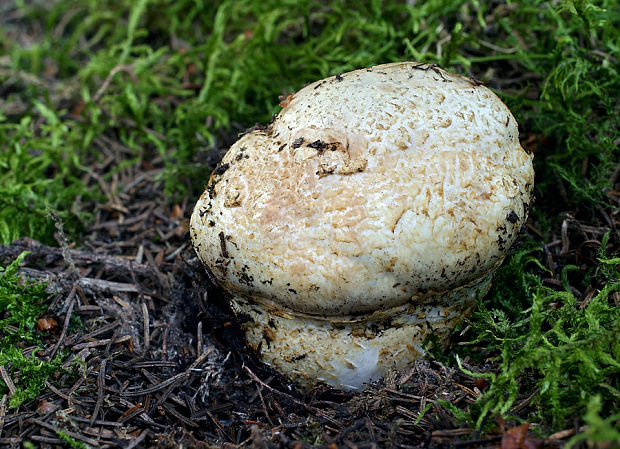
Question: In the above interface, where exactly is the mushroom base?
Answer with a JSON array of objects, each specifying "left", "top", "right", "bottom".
[{"left": 230, "top": 274, "right": 493, "bottom": 390}]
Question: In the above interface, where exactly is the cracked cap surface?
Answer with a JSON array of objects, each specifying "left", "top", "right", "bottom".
[{"left": 190, "top": 62, "right": 534, "bottom": 317}]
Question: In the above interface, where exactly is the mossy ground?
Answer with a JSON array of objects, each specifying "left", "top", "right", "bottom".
[{"left": 0, "top": 0, "right": 618, "bottom": 447}]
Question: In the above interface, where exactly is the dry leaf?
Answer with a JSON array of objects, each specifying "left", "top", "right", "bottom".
[
  {"left": 502, "top": 423, "right": 543, "bottom": 449},
  {"left": 171, "top": 204, "right": 183, "bottom": 220},
  {"left": 36, "top": 317, "right": 58, "bottom": 333}
]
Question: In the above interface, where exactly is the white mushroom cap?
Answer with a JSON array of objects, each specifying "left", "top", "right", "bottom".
[{"left": 191, "top": 62, "right": 534, "bottom": 389}]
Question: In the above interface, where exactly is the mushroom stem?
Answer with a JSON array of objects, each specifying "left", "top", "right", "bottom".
[{"left": 232, "top": 273, "right": 492, "bottom": 390}]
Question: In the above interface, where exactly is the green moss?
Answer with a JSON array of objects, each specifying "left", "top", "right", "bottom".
[
  {"left": 0, "top": 252, "right": 66, "bottom": 408},
  {"left": 0, "top": 110, "right": 92, "bottom": 245},
  {"left": 567, "top": 395, "right": 620, "bottom": 449},
  {"left": 459, "top": 235, "right": 620, "bottom": 430},
  {"left": 55, "top": 430, "right": 89, "bottom": 449},
  {"left": 0, "top": 252, "right": 48, "bottom": 342}
]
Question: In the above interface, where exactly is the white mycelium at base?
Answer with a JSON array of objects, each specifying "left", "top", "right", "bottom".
[{"left": 330, "top": 345, "right": 381, "bottom": 391}]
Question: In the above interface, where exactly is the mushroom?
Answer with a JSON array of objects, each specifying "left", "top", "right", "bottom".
[{"left": 190, "top": 62, "right": 534, "bottom": 390}]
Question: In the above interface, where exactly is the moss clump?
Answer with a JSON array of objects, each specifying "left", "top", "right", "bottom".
[
  {"left": 0, "top": 111, "right": 91, "bottom": 245},
  {"left": 0, "top": 252, "right": 65, "bottom": 408},
  {"left": 461, "top": 234, "right": 619, "bottom": 430}
]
